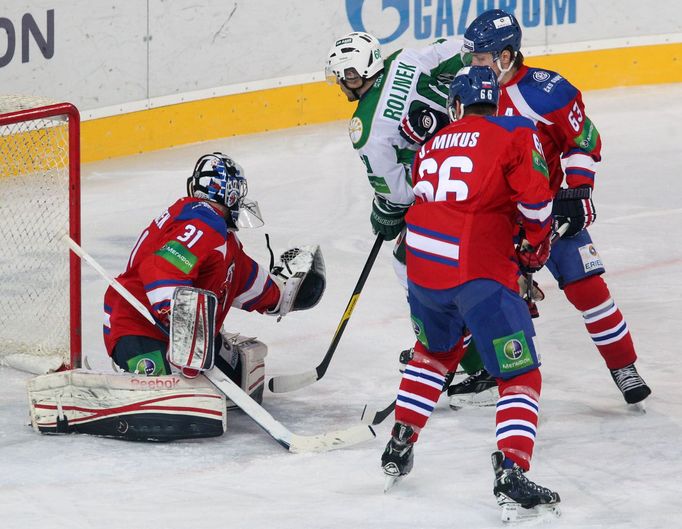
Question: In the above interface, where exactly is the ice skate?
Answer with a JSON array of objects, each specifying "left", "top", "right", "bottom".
[
  {"left": 491, "top": 451, "right": 561, "bottom": 523},
  {"left": 381, "top": 423, "right": 415, "bottom": 492},
  {"left": 610, "top": 363, "right": 651, "bottom": 411},
  {"left": 448, "top": 369, "right": 498, "bottom": 409}
]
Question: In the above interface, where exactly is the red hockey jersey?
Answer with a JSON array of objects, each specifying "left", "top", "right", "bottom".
[
  {"left": 103, "top": 197, "right": 281, "bottom": 355},
  {"left": 407, "top": 115, "right": 553, "bottom": 291},
  {"left": 498, "top": 65, "right": 602, "bottom": 193}
]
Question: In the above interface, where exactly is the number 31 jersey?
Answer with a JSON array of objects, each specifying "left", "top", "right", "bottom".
[
  {"left": 407, "top": 115, "right": 553, "bottom": 292},
  {"left": 103, "top": 197, "right": 280, "bottom": 355}
]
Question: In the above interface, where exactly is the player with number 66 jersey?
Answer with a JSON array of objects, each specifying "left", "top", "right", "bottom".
[{"left": 407, "top": 109, "right": 553, "bottom": 293}]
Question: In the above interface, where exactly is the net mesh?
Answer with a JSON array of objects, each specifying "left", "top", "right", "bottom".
[{"left": 0, "top": 95, "right": 72, "bottom": 373}]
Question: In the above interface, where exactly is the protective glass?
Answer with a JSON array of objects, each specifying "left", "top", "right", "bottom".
[{"left": 236, "top": 199, "right": 264, "bottom": 229}]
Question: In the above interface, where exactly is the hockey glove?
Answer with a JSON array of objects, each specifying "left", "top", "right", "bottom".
[
  {"left": 516, "top": 236, "right": 551, "bottom": 274},
  {"left": 399, "top": 107, "right": 449, "bottom": 146},
  {"left": 370, "top": 195, "right": 408, "bottom": 241},
  {"left": 552, "top": 186, "right": 596, "bottom": 238},
  {"left": 269, "top": 245, "right": 326, "bottom": 318}
]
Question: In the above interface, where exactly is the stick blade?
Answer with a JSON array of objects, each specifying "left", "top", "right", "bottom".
[
  {"left": 289, "top": 424, "right": 376, "bottom": 453},
  {"left": 360, "top": 400, "right": 396, "bottom": 426},
  {"left": 268, "top": 370, "right": 319, "bottom": 393}
]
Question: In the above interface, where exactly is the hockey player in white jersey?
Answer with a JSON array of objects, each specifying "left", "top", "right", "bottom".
[
  {"left": 325, "top": 32, "right": 489, "bottom": 382},
  {"left": 325, "top": 32, "right": 462, "bottom": 263}
]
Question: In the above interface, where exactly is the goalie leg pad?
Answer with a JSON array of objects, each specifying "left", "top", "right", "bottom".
[
  {"left": 169, "top": 286, "right": 218, "bottom": 377},
  {"left": 28, "top": 370, "right": 226, "bottom": 441},
  {"left": 216, "top": 332, "right": 268, "bottom": 408},
  {"left": 270, "top": 245, "right": 326, "bottom": 317}
]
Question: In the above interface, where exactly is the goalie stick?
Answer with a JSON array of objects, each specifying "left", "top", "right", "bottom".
[
  {"left": 361, "top": 224, "right": 570, "bottom": 427},
  {"left": 67, "top": 237, "right": 375, "bottom": 452},
  {"left": 268, "top": 233, "right": 385, "bottom": 393}
]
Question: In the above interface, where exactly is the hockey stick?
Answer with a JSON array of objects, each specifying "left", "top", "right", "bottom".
[
  {"left": 361, "top": 399, "right": 396, "bottom": 426},
  {"left": 67, "top": 237, "right": 375, "bottom": 452},
  {"left": 521, "top": 222, "right": 569, "bottom": 303},
  {"left": 268, "top": 233, "right": 385, "bottom": 393}
]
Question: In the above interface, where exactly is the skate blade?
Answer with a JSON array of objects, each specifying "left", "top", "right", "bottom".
[
  {"left": 449, "top": 387, "right": 498, "bottom": 410},
  {"left": 628, "top": 400, "right": 647, "bottom": 413},
  {"left": 500, "top": 502, "right": 561, "bottom": 524},
  {"left": 383, "top": 473, "right": 402, "bottom": 493}
]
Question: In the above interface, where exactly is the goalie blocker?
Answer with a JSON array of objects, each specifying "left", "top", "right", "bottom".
[{"left": 28, "top": 370, "right": 226, "bottom": 442}]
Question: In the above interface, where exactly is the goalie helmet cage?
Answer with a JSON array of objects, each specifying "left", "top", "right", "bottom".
[{"left": 0, "top": 96, "right": 81, "bottom": 373}]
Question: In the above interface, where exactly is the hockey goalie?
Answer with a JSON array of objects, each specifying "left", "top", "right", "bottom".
[{"left": 28, "top": 152, "right": 326, "bottom": 442}]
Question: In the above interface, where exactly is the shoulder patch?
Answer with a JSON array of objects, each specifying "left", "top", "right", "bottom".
[
  {"left": 519, "top": 68, "right": 576, "bottom": 114},
  {"left": 532, "top": 70, "right": 551, "bottom": 83},
  {"left": 349, "top": 116, "right": 363, "bottom": 145}
]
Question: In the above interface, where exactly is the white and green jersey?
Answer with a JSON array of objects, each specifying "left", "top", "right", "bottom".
[{"left": 349, "top": 39, "right": 465, "bottom": 207}]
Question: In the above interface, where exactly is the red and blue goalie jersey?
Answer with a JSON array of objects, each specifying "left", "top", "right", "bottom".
[
  {"left": 407, "top": 115, "right": 553, "bottom": 291},
  {"left": 498, "top": 65, "right": 602, "bottom": 192},
  {"left": 103, "top": 197, "right": 281, "bottom": 355}
]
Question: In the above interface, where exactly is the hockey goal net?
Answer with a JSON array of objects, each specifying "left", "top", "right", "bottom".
[{"left": 0, "top": 96, "right": 81, "bottom": 373}]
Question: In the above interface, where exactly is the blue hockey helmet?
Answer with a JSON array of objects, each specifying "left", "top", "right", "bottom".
[
  {"left": 447, "top": 66, "right": 499, "bottom": 119},
  {"left": 462, "top": 9, "right": 522, "bottom": 61},
  {"left": 188, "top": 152, "right": 262, "bottom": 228}
]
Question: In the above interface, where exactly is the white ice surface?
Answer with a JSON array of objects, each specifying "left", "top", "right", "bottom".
[{"left": 2, "top": 84, "right": 682, "bottom": 529}]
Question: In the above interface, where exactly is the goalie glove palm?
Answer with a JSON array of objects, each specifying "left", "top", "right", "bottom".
[
  {"left": 270, "top": 245, "right": 326, "bottom": 318},
  {"left": 552, "top": 186, "right": 596, "bottom": 237},
  {"left": 399, "top": 107, "right": 449, "bottom": 146}
]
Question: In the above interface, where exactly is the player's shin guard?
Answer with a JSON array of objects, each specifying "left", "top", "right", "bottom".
[
  {"left": 563, "top": 275, "right": 637, "bottom": 370},
  {"left": 394, "top": 341, "right": 463, "bottom": 440},
  {"left": 495, "top": 369, "right": 542, "bottom": 472}
]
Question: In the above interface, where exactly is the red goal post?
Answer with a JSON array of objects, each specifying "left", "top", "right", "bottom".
[{"left": 0, "top": 96, "right": 81, "bottom": 373}]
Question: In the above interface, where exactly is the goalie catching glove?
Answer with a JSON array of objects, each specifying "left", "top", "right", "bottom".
[
  {"left": 399, "top": 107, "right": 449, "bottom": 146},
  {"left": 269, "top": 245, "right": 326, "bottom": 318},
  {"left": 552, "top": 186, "right": 596, "bottom": 237}
]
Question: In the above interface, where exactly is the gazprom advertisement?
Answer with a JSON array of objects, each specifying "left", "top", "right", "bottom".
[
  {"left": 343, "top": 0, "right": 680, "bottom": 48},
  {"left": 1, "top": 1, "right": 680, "bottom": 113},
  {"left": 345, "top": 0, "right": 576, "bottom": 44}
]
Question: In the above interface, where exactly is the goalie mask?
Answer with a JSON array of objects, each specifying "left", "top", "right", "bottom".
[{"left": 187, "top": 152, "right": 263, "bottom": 229}]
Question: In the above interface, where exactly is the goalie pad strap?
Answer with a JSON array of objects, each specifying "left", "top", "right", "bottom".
[{"left": 28, "top": 370, "right": 226, "bottom": 441}]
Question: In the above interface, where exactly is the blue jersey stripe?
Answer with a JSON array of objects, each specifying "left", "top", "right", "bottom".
[
  {"left": 407, "top": 247, "right": 459, "bottom": 267},
  {"left": 144, "top": 278, "right": 193, "bottom": 290},
  {"left": 397, "top": 394, "right": 435, "bottom": 412},
  {"left": 406, "top": 223, "right": 460, "bottom": 244},
  {"left": 497, "top": 397, "right": 539, "bottom": 412},
  {"left": 593, "top": 322, "right": 627, "bottom": 343},
  {"left": 404, "top": 366, "right": 445, "bottom": 386}
]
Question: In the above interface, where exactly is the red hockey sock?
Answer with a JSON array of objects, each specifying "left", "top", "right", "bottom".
[
  {"left": 496, "top": 369, "right": 542, "bottom": 472},
  {"left": 394, "top": 340, "right": 464, "bottom": 441},
  {"left": 563, "top": 275, "right": 637, "bottom": 369}
]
